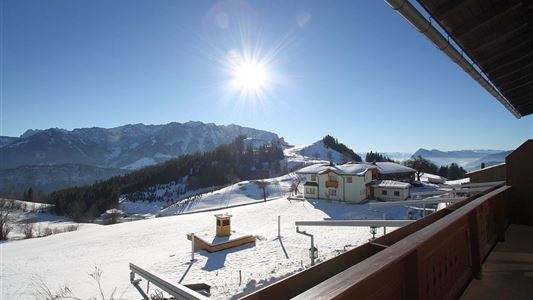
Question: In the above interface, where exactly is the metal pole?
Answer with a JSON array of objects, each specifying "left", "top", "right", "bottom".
[
  {"left": 191, "top": 233, "right": 195, "bottom": 261},
  {"left": 296, "top": 226, "right": 315, "bottom": 266},
  {"left": 311, "top": 235, "right": 315, "bottom": 266},
  {"left": 278, "top": 215, "right": 281, "bottom": 238}
]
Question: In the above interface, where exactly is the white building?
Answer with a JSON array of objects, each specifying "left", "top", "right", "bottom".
[
  {"left": 370, "top": 180, "right": 411, "bottom": 201},
  {"left": 297, "top": 163, "right": 373, "bottom": 203},
  {"left": 297, "top": 162, "right": 416, "bottom": 202}
]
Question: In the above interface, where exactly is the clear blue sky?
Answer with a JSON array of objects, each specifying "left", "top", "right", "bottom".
[{"left": 2, "top": 0, "right": 531, "bottom": 152}]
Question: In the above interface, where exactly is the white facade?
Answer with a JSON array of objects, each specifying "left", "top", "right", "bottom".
[
  {"left": 300, "top": 164, "right": 373, "bottom": 203},
  {"left": 371, "top": 180, "right": 411, "bottom": 201}
]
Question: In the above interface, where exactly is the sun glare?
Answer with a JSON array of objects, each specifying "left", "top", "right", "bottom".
[
  {"left": 231, "top": 57, "right": 269, "bottom": 100},
  {"left": 232, "top": 60, "right": 268, "bottom": 92}
]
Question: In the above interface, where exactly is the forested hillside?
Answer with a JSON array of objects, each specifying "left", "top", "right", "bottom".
[{"left": 48, "top": 136, "right": 284, "bottom": 221}]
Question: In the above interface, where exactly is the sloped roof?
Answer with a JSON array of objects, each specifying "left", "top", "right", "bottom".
[
  {"left": 372, "top": 162, "right": 416, "bottom": 174},
  {"left": 297, "top": 162, "right": 415, "bottom": 176},
  {"left": 296, "top": 163, "right": 373, "bottom": 176},
  {"left": 371, "top": 180, "right": 411, "bottom": 189},
  {"left": 411, "top": 0, "right": 533, "bottom": 117}
]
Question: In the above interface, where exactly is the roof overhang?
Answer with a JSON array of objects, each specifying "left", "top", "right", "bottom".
[{"left": 385, "top": 0, "right": 533, "bottom": 118}]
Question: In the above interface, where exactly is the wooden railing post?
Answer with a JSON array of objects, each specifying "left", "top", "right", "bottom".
[
  {"left": 405, "top": 250, "right": 420, "bottom": 300},
  {"left": 495, "top": 191, "right": 506, "bottom": 242},
  {"left": 467, "top": 210, "right": 482, "bottom": 279}
]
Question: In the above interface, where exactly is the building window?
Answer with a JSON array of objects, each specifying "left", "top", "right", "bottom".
[
  {"left": 382, "top": 190, "right": 387, "bottom": 195},
  {"left": 346, "top": 176, "right": 352, "bottom": 183},
  {"left": 222, "top": 219, "right": 230, "bottom": 226},
  {"left": 328, "top": 174, "right": 336, "bottom": 181},
  {"left": 310, "top": 174, "right": 317, "bottom": 181},
  {"left": 305, "top": 187, "right": 315, "bottom": 194},
  {"left": 329, "top": 189, "right": 336, "bottom": 196},
  {"left": 394, "top": 191, "right": 400, "bottom": 197}
]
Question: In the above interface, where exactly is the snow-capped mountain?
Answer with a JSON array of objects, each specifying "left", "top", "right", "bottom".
[
  {"left": 412, "top": 148, "right": 511, "bottom": 171},
  {"left": 0, "top": 122, "right": 281, "bottom": 170}
]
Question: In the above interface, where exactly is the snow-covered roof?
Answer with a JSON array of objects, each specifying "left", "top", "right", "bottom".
[
  {"left": 296, "top": 163, "right": 372, "bottom": 176},
  {"left": 466, "top": 162, "right": 505, "bottom": 175},
  {"left": 371, "top": 180, "right": 411, "bottom": 189},
  {"left": 297, "top": 161, "right": 415, "bottom": 176},
  {"left": 370, "top": 162, "right": 416, "bottom": 174}
]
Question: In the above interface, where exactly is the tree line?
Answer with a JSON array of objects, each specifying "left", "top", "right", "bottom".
[
  {"left": 322, "top": 135, "right": 362, "bottom": 162},
  {"left": 403, "top": 155, "right": 467, "bottom": 181},
  {"left": 365, "top": 151, "right": 395, "bottom": 163},
  {"left": 47, "top": 136, "right": 285, "bottom": 221}
]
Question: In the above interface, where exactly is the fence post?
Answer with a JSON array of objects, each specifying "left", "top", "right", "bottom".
[
  {"left": 278, "top": 216, "right": 281, "bottom": 238},
  {"left": 191, "top": 233, "right": 195, "bottom": 262},
  {"left": 467, "top": 210, "right": 482, "bottom": 279},
  {"left": 405, "top": 250, "right": 419, "bottom": 299}
]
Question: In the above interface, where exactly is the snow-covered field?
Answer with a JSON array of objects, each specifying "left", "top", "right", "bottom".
[
  {"left": 119, "top": 174, "right": 300, "bottom": 218},
  {"left": 1, "top": 199, "right": 100, "bottom": 241},
  {"left": 2, "top": 196, "right": 408, "bottom": 299}
]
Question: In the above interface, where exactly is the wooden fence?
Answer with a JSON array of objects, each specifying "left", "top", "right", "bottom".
[{"left": 243, "top": 184, "right": 510, "bottom": 299}]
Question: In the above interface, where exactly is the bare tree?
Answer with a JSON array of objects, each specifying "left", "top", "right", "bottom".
[
  {"left": 0, "top": 199, "right": 15, "bottom": 240},
  {"left": 292, "top": 176, "right": 303, "bottom": 196},
  {"left": 404, "top": 156, "right": 439, "bottom": 181},
  {"left": 22, "top": 222, "right": 34, "bottom": 239},
  {"left": 32, "top": 266, "right": 126, "bottom": 300},
  {"left": 103, "top": 209, "right": 121, "bottom": 225},
  {"left": 255, "top": 180, "right": 270, "bottom": 202}
]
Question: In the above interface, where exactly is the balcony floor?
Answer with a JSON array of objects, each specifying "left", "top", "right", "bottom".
[{"left": 461, "top": 224, "right": 533, "bottom": 300}]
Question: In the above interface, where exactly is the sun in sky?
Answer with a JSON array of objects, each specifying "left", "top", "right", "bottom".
[
  {"left": 226, "top": 48, "right": 273, "bottom": 103},
  {"left": 232, "top": 60, "right": 267, "bottom": 92}
]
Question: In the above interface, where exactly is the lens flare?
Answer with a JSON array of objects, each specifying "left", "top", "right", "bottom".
[{"left": 231, "top": 59, "right": 269, "bottom": 96}]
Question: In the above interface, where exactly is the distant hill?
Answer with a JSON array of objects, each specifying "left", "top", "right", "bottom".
[
  {"left": 0, "top": 136, "right": 19, "bottom": 147},
  {"left": 47, "top": 136, "right": 285, "bottom": 220},
  {"left": 285, "top": 140, "right": 346, "bottom": 163},
  {"left": 0, "top": 122, "right": 280, "bottom": 170},
  {"left": 0, "top": 164, "right": 128, "bottom": 195},
  {"left": 412, "top": 148, "right": 510, "bottom": 171}
]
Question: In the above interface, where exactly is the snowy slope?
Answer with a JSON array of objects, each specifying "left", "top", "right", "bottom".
[
  {"left": 284, "top": 140, "right": 349, "bottom": 170},
  {"left": 2, "top": 196, "right": 409, "bottom": 299},
  {"left": 1, "top": 199, "right": 100, "bottom": 240},
  {"left": 119, "top": 174, "right": 300, "bottom": 217}
]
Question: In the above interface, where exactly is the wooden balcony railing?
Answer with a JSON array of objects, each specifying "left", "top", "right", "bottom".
[
  {"left": 325, "top": 180, "right": 338, "bottom": 188},
  {"left": 243, "top": 184, "right": 510, "bottom": 300}
]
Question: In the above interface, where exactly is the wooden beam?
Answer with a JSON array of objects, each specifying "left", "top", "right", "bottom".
[
  {"left": 483, "top": 52, "right": 533, "bottom": 74},
  {"left": 490, "top": 57, "right": 533, "bottom": 83},
  {"left": 500, "top": 73, "right": 533, "bottom": 93},
  {"left": 452, "top": 1, "right": 521, "bottom": 38},
  {"left": 473, "top": 38, "right": 532, "bottom": 65},
  {"left": 504, "top": 82, "right": 533, "bottom": 99},
  {"left": 470, "top": 24, "right": 527, "bottom": 52},
  {"left": 369, "top": 198, "right": 465, "bottom": 209},
  {"left": 431, "top": 0, "right": 466, "bottom": 18}
]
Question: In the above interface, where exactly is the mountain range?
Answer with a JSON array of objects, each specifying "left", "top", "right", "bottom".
[
  {"left": 411, "top": 148, "right": 511, "bottom": 171},
  {"left": 0, "top": 122, "right": 280, "bottom": 194},
  {"left": 0, "top": 121, "right": 512, "bottom": 195}
]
